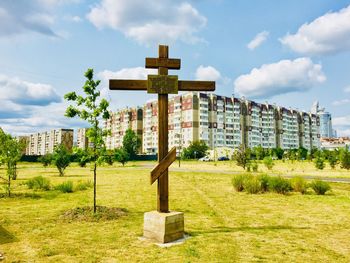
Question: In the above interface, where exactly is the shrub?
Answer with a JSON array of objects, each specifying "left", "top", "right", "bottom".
[
  {"left": 291, "top": 176, "right": 308, "bottom": 194},
  {"left": 310, "top": 180, "right": 331, "bottom": 195},
  {"left": 55, "top": 181, "right": 74, "bottom": 193},
  {"left": 257, "top": 173, "right": 271, "bottom": 192},
  {"left": 243, "top": 176, "right": 261, "bottom": 194},
  {"left": 75, "top": 180, "right": 93, "bottom": 191},
  {"left": 38, "top": 154, "right": 53, "bottom": 167},
  {"left": 339, "top": 147, "right": 350, "bottom": 170},
  {"left": 263, "top": 156, "right": 274, "bottom": 170},
  {"left": 232, "top": 174, "right": 246, "bottom": 192},
  {"left": 269, "top": 176, "right": 292, "bottom": 194},
  {"left": 314, "top": 156, "right": 325, "bottom": 170},
  {"left": 251, "top": 161, "right": 258, "bottom": 172},
  {"left": 26, "top": 176, "right": 51, "bottom": 191}
]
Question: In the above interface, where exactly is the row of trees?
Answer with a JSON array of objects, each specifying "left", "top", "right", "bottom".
[{"left": 39, "top": 128, "right": 140, "bottom": 174}]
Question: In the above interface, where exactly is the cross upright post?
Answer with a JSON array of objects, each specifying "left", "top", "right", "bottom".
[{"left": 156, "top": 45, "right": 170, "bottom": 212}]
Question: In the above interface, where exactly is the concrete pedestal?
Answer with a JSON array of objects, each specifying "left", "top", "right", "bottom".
[{"left": 143, "top": 211, "right": 184, "bottom": 243}]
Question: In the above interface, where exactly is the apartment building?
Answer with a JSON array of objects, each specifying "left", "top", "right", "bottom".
[
  {"left": 77, "top": 128, "right": 90, "bottom": 150},
  {"left": 105, "top": 92, "right": 321, "bottom": 154},
  {"left": 105, "top": 107, "right": 143, "bottom": 151},
  {"left": 26, "top": 129, "right": 73, "bottom": 155}
]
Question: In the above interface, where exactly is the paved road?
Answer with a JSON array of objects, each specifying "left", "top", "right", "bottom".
[{"left": 138, "top": 164, "right": 350, "bottom": 183}]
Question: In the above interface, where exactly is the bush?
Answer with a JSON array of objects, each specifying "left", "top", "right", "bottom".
[
  {"left": 243, "top": 176, "right": 261, "bottom": 194},
  {"left": 263, "top": 156, "right": 274, "bottom": 170},
  {"left": 75, "top": 180, "right": 93, "bottom": 191},
  {"left": 251, "top": 161, "right": 258, "bottom": 172},
  {"left": 55, "top": 181, "right": 74, "bottom": 193},
  {"left": 257, "top": 173, "right": 271, "bottom": 192},
  {"left": 314, "top": 157, "right": 325, "bottom": 170},
  {"left": 291, "top": 176, "right": 308, "bottom": 194},
  {"left": 26, "top": 176, "right": 51, "bottom": 191},
  {"left": 339, "top": 147, "right": 350, "bottom": 170},
  {"left": 310, "top": 180, "right": 331, "bottom": 195},
  {"left": 38, "top": 154, "right": 53, "bottom": 167},
  {"left": 232, "top": 174, "right": 246, "bottom": 192},
  {"left": 269, "top": 176, "right": 292, "bottom": 194}
]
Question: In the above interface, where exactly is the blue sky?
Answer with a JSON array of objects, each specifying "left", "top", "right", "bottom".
[{"left": 0, "top": 0, "right": 350, "bottom": 136}]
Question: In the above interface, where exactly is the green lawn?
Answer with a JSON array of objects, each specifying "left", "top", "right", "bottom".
[{"left": 1, "top": 162, "right": 350, "bottom": 262}]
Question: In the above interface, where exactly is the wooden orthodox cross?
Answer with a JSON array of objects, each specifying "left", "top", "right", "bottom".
[{"left": 109, "top": 45, "right": 215, "bottom": 213}]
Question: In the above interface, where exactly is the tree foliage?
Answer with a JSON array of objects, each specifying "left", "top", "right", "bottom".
[
  {"left": 38, "top": 154, "right": 53, "bottom": 167},
  {"left": 122, "top": 129, "right": 141, "bottom": 160},
  {"left": 314, "top": 156, "right": 325, "bottom": 170},
  {"left": 0, "top": 130, "right": 25, "bottom": 196},
  {"left": 115, "top": 148, "right": 129, "bottom": 166},
  {"left": 64, "top": 68, "right": 110, "bottom": 213},
  {"left": 52, "top": 144, "right": 71, "bottom": 176},
  {"left": 263, "top": 156, "right": 274, "bottom": 170},
  {"left": 339, "top": 146, "right": 350, "bottom": 170},
  {"left": 233, "top": 144, "right": 250, "bottom": 170},
  {"left": 182, "top": 140, "right": 209, "bottom": 160},
  {"left": 73, "top": 147, "right": 91, "bottom": 167}
]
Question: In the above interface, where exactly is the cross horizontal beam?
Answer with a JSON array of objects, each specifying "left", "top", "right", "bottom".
[
  {"left": 109, "top": 80, "right": 215, "bottom": 91},
  {"left": 150, "top": 147, "right": 176, "bottom": 185},
  {"left": 145, "top": 58, "right": 181, "bottom": 70}
]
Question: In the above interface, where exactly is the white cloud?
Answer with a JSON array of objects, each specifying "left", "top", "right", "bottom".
[
  {"left": 0, "top": 0, "right": 78, "bottom": 38},
  {"left": 280, "top": 5, "right": 350, "bottom": 55},
  {"left": 86, "top": 0, "right": 207, "bottom": 45},
  {"left": 337, "top": 129, "right": 350, "bottom": 137},
  {"left": 233, "top": 57, "right": 326, "bottom": 99},
  {"left": 195, "top": 65, "right": 221, "bottom": 81},
  {"left": 333, "top": 115, "right": 350, "bottom": 127},
  {"left": 97, "top": 67, "right": 158, "bottom": 110},
  {"left": 0, "top": 74, "right": 61, "bottom": 106},
  {"left": 0, "top": 75, "right": 69, "bottom": 135},
  {"left": 0, "top": 102, "right": 86, "bottom": 135},
  {"left": 333, "top": 115, "right": 350, "bottom": 137},
  {"left": 332, "top": 98, "right": 350, "bottom": 106},
  {"left": 344, "top": 86, "right": 350, "bottom": 93},
  {"left": 98, "top": 67, "right": 157, "bottom": 81},
  {"left": 247, "top": 31, "right": 269, "bottom": 50}
]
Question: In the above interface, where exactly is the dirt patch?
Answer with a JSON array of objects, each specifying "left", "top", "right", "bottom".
[{"left": 59, "top": 206, "right": 127, "bottom": 222}]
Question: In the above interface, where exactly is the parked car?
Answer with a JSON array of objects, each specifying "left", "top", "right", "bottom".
[
  {"left": 218, "top": 156, "right": 229, "bottom": 161},
  {"left": 198, "top": 156, "right": 212, "bottom": 162}
]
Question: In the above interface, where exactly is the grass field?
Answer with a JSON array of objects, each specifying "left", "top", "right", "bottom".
[{"left": 1, "top": 161, "right": 350, "bottom": 262}]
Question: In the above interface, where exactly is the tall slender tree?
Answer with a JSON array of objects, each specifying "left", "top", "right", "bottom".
[
  {"left": 0, "top": 130, "right": 25, "bottom": 196},
  {"left": 64, "top": 68, "right": 110, "bottom": 213}
]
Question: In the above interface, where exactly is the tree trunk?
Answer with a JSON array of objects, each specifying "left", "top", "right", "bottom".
[
  {"left": 7, "top": 162, "right": 11, "bottom": 197},
  {"left": 93, "top": 161, "right": 97, "bottom": 213},
  {"left": 11, "top": 162, "right": 17, "bottom": 180}
]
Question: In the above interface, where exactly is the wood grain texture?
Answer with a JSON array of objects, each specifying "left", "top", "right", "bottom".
[
  {"left": 109, "top": 80, "right": 215, "bottom": 92},
  {"left": 145, "top": 57, "right": 181, "bottom": 69},
  {"left": 150, "top": 147, "right": 176, "bottom": 185},
  {"left": 157, "top": 45, "right": 170, "bottom": 213}
]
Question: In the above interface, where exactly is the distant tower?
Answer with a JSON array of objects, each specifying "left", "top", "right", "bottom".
[{"left": 311, "top": 101, "right": 333, "bottom": 138}]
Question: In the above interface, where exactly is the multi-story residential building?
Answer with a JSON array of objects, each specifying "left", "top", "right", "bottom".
[
  {"left": 26, "top": 129, "right": 73, "bottom": 155},
  {"left": 105, "top": 107, "right": 143, "bottom": 151},
  {"left": 105, "top": 92, "right": 321, "bottom": 154},
  {"left": 77, "top": 128, "right": 90, "bottom": 150},
  {"left": 142, "top": 102, "right": 158, "bottom": 154}
]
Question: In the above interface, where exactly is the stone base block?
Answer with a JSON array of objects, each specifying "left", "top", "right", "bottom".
[{"left": 143, "top": 211, "right": 184, "bottom": 243}]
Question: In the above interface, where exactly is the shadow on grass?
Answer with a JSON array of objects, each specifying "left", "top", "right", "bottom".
[
  {"left": 0, "top": 192, "right": 41, "bottom": 199},
  {"left": 189, "top": 225, "right": 311, "bottom": 236},
  {"left": 0, "top": 226, "right": 18, "bottom": 244}
]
